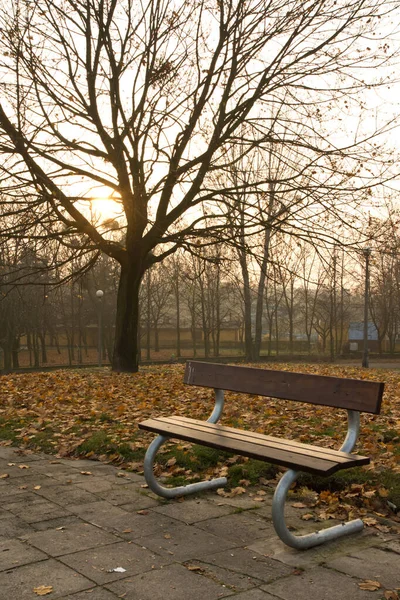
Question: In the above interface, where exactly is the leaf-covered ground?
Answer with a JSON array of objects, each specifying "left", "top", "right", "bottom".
[{"left": 0, "top": 362, "right": 399, "bottom": 528}]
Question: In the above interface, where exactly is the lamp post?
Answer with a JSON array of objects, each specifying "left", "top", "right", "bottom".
[
  {"left": 362, "top": 248, "right": 371, "bottom": 368},
  {"left": 96, "top": 289, "right": 104, "bottom": 367}
]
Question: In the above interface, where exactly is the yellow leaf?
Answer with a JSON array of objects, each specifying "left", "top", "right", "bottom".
[
  {"left": 33, "top": 585, "right": 53, "bottom": 596},
  {"left": 358, "top": 580, "right": 381, "bottom": 591}
]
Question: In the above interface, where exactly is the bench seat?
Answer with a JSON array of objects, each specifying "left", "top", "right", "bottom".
[{"left": 139, "top": 415, "right": 370, "bottom": 476}]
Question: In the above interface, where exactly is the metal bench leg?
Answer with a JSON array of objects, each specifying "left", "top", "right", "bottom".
[
  {"left": 271, "top": 468, "right": 364, "bottom": 550},
  {"left": 143, "top": 433, "right": 227, "bottom": 498},
  {"left": 143, "top": 388, "right": 227, "bottom": 498}
]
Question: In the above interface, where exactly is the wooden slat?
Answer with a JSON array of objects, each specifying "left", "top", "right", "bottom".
[
  {"left": 184, "top": 361, "right": 384, "bottom": 414},
  {"left": 171, "top": 416, "right": 358, "bottom": 464},
  {"left": 139, "top": 417, "right": 370, "bottom": 475}
]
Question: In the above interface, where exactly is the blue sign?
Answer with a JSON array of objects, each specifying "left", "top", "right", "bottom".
[{"left": 348, "top": 322, "right": 378, "bottom": 341}]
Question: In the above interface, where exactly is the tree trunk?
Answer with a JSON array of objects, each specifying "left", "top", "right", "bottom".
[{"left": 112, "top": 262, "right": 143, "bottom": 372}]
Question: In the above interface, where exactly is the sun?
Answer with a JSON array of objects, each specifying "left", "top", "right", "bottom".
[{"left": 78, "top": 187, "right": 124, "bottom": 227}]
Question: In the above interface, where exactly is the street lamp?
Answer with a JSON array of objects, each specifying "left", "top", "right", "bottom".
[
  {"left": 96, "top": 289, "right": 104, "bottom": 367},
  {"left": 362, "top": 248, "right": 371, "bottom": 368}
]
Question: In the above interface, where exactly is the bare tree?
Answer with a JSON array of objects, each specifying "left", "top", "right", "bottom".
[{"left": 0, "top": 0, "right": 398, "bottom": 371}]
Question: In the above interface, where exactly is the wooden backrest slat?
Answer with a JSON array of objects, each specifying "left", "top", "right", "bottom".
[{"left": 184, "top": 361, "right": 384, "bottom": 414}]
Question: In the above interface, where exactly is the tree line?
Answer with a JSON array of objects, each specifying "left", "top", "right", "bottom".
[{"left": 2, "top": 226, "right": 400, "bottom": 370}]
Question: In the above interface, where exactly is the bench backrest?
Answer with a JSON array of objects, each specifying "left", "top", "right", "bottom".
[{"left": 184, "top": 361, "right": 384, "bottom": 415}]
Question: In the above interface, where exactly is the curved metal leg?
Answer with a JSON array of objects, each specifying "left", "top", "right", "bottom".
[
  {"left": 143, "top": 389, "right": 228, "bottom": 499},
  {"left": 271, "top": 469, "right": 364, "bottom": 550},
  {"left": 143, "top": 434, "right": 227, "bottom": 498}
]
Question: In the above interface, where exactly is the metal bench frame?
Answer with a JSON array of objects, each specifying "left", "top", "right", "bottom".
[{"left": 143, "top": 387, "right": 364, "bottom": 550}]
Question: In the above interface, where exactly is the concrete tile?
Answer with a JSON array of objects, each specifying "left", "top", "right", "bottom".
[
  {"left": 95, "top": 485, "right": 159, "bottom": 507},
  {"left": 182, "top": 558, "right": 263, "bottom": 593},
  {"left": 106, "top": 563, "right": 233, "bottom": 600},
  {"left": 223, "top": 591, "right": 281, "bottom": 600},
  {"left": 152, "top": 498, "right": 234, "bottom": 523},
  {"left": 0, "top": 484, "right": 28, "bottom": 501},
  {"left": 97, "top": 510, "right": 181, "bottom": 539},
  {"left": 0, "top": 539, "right": 47, "bottom": 571},
  {"left": 204, "top": 547, "right": 293, "bottom": 583},
  {"left": 5, "top": 500, "right": 69, "bottom": 524},
  {"left": 34, "top": 484, "right": 100, "bottom": 506},
  {"left": 73, "top": 477, "right": 115, "bottom": 494},
  {"left": 248, "top": 525, "right": 388, "bottom": 569},
  {"left": 0, "top": 516, "right": 36, "bottom": 539},
  {"left": 135, "top": 520, "right": 235, "bottom": 561},
  {"left": 328, "top": 547, "right": 400, "bottom": 589},
  {"left": 23, "top": 522, "right": 120, "bottom": 557},
  {"left": 0, "top": 558, "right": 93, "bottom": 598},
  {"left": 263, "top": 566, "right": 384, "bottom": 600},
  {"left": 32, "top": 516, "right": 83, "bottom": 532},
  {"left": 384, "top": 539, "right": 400, "bottom": 554},
  {"left": 59, "top": 540, "right": 165, "bottom": 584},
  {"left": 61, "top": 589, "right": 119, "bottom": 599},
  {"left": 0, "top": 474, "right": 59, "bottom": 488},
  {"left": 194, "top": 512, "right": 274, "bottom": 545},
  {"left": 65, "top": 501, "right": 128, "bottom": 526}
]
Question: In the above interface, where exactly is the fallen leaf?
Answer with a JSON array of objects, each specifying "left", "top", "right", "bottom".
[
  {"left": 186, "top": 564, "right": 205, "bottom": 572},
  {"left": 80, "top": 471, "right": 92, "bottom": 476},
  {"left": 0, "top": 474, "right": 9, "bottom": 479},
  {"left": 136, "top": 510, "right": 149, "bottom": 515},
  {"left": 291, "top": 502, "right": 308, "bottom": 508},
  {"left": 33, "top": 585, "right": 53, "bottom": 596},
  {"left": 301, "top": 513, "right": 314, "bottom": 521},
  {"left": 384, "top": 591, "right": 399, "bottom": 600},
  {"left": 358, "top": 580, "right": 381, "bottom": 591},
  {"left": 34, "top": 485, "right": 41, "bottom": 490},
  {"left": 18, "top": 465, "right": 29, "bottom": 469}
]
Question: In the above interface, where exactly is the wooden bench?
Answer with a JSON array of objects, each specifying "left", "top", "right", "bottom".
[{"left": 139, "top": 361, "right": 384, "bottom": 550}]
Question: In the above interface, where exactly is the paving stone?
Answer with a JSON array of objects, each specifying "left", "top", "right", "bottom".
[
  {"left": 0, "top": 539, "right": 47, "bottom": 571},
  {"left": 59, "top": 540, "right": 165, "bottom": 584},
  {"left": 208, "top": 494, "right": 269, "bottom": 510},
  {"left": 204, "top": 547, "right": 293, "bottom": 583},
  {"left": 222, "top": 590, "right": 281, "bottom": 600},
  {"left": 328, "top": 547, "right": 400, "bottom": 589},
  {"left": 0, "top": 558, "right": 93, "bottom": 599},
  {"left": 135, "top": 519, "right": 235, "bottom": 561},
  {"left": 60, "top": 589, "right": 119, "bottom": 599},
  {"left": 106, "top": 562, "right": 233, "bottom": 600},
  {"left": 0, "top": 465, "right": 37, "bottom": 479},
  {"left": 31, "top": 516, "right": 83, "bottom": 532},
  {"left": 97, "top": 510, "right": 181, "bottom": 539},
  {"left": 384, "top": 539, "right": 400, "bottom": 554},
  {"left": 0, "top": 507, "right": 12, "bottom": 520},
  {"left": 95, "top": 484, "right": 159, "bottom": 507},
  {"left": 182, "top": 558, "right": 264, "bottom": 593},
  {"left": 248, "top": 526, "right": 389, "bottom": 569},
  {"left": 263, "top": 566, "right": 384, "bottom": 600},
  {"left": 0, "top": 516, "right": 36, "bottom": 539},
  {"left": 5, "top": 500, "right": 69, "bottom": 524},
  {"left": 65, "top": 501, "right": 128, "bottom": 526},
  {"left": 23, "top": 522, "right": 120, "bottom": 557},
  {"left": 152, "top": 498, "right": 234, "bottom": 523},
  {"left": 194, "top": 512, "right": 275, "bottom": 545},
  {"left": 0, "top": 474, "right": 59, "bottom": 488},
  {"left": 0, "top": 484, "right": 29, "bottom": 501},
  {"left": 34, "top": 484, "right": 100, "bottom": 506},
  {"left": 74, "top": 477, "right": 115, "bottom": 494}
]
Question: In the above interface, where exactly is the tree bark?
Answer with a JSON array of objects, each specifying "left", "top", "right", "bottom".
[{"left": 112, "top": 262, "right": 144, "bottom": 372}]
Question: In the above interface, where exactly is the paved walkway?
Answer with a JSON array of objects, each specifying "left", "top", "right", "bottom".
[{"left": 0, "top": 446, "right": 398, "bottom": 600}]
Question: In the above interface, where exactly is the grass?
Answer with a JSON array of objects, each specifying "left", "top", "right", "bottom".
[{"left": 73, "top": 431, "right": 146, "bottom": 463}]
